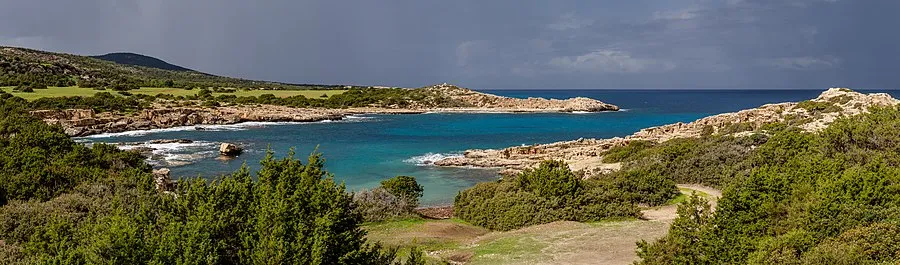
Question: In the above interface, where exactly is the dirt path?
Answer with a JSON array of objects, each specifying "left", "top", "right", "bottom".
[
  {"left": 366, "top": 185, "right": 723, "bottom": 265},
  {"left": 642, "top": 184, "right": 722, "bottom": 221},
  {"left": 676, "top": 184, "right": 723, "bottom": 200},
  {"left": 460, "top": 185, "right": 722, "bottom": 265}
]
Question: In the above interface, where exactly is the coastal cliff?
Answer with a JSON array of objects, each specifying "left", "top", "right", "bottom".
[
  {"left": 31, "top": 84, "right": 618, "bottom": 136},
  {"left": 434, "top": 88, "right": 900, "bottom": 175}
]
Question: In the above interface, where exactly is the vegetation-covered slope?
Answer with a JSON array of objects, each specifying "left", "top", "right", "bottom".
[
  {"left": 454, "top": 160, "right": 677, "bottom": 231},
  {"left": 617, "top": 107, "right": 900, "bottom": 264},
  {"left": 92, "top": 52, "right": 193, "bottom": 72},
  {"left": 0, "top": 91, "right": 425, "bottom": 264},
  {"left": 0, "top": 46, "right": 364, "bottom": 90}
]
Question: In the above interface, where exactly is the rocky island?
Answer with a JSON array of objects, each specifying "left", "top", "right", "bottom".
[
  {"left": 31, "top": 84, "right": 619, "bottom": 136},
  {"left": 434, "top": 88, "right": 900, "bottom": 176}
]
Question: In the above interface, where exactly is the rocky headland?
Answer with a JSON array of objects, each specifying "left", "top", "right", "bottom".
[
  {"left": 31, "top": 84, "right": 618, "bottom": 137},
  {"left": 433, "top": 88, "right": 900, "bottom": 176},
  {"left": 423, "top": 84, "right": 619, "bottom": 112}
]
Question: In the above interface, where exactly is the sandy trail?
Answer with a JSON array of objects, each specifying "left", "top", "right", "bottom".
[
  {"left": 642, "top": 184, "right": 722, "bottom": 221},
  {"left": 458, "top": 185, "right": 722, "bottom": 265}
]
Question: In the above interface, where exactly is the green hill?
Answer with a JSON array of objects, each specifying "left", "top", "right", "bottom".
[
  {"left": 92, "top": 52, "right": 194, "bottom": 72},
  {"left": 0, "top": 46, "right": 361, "bottom": 90}
]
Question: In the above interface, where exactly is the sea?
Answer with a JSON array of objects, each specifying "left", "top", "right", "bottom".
[{"left": 78, "top": 89, "right": 900, "bottom": 205}]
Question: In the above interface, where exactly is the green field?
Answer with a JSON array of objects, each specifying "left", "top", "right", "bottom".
[
  {"left": 1, "top": 86, "right": 347, "bottom": 101},
  {"left": 363, "top": 186, "right": 720, "bottom": 264}
]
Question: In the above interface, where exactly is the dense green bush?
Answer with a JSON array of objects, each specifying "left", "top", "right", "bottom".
[
  {"left": 603, "top": 134, "right": 766, "bottom": 188},
  {"left": 637, "top": 106, "right": 900, "bottom": 264},
  {"left": 0, "top": 91, "right": 424, "bottom": 264},
  {"left": 380, "top": 175, "right": 424, "bottom": 208},
  {"left": 796, "top": 100, "right": 842, "bottom": 113},
  {"left": 636, "top": 193, "right": 714, "bottom": 265},
  {"left": 0, "top": 92, "right": 149, "bottom": 205},
  {"left": 29, "top": 92, "right": 151, "bottom": 113},
  {"left": 23, "top": 87, "right": 454, "bottom": 114},
  {"left": 354, "top": 176, "right": 424, "bottom": 222},
  {"left": 454, "top": 160, "right": 665, "bottom": 231}
]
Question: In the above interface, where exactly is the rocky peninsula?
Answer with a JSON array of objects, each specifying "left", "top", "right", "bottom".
[
  {"left": 31, "top": 84, "right": 618, "bottom": 137},
  {"left": 434, "top": 88, "right": 900, "bottom": 176}
]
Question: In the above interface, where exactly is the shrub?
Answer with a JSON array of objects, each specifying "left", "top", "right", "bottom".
[
  {"left": 353, "top": 187, "right": 417, "bottom": 222},
  {"left": 0, "top": 92, "right": 417, "bottom": 263},
  {"left": 605, "top": 135, "right": 764, "bottom": 188},
  {"left": 454, "top": 160, "right": 644, "bottom": 231},
  {"left": 796, "top": 100, "right": 842, "bottom": 113},
  {"left": 636, "top": 193, "right": 713, "bottom": 265},
  {"left": 516, "top": 160, "right": 581, "bottom": 197},
  {"left": 380, "top": 175, "right": 424, "bottom": 208},
  {"left": 637, "top": 106, "right": 900, "bottom": 264},
  {"left": 202, "top": 100, "right": 220, "bottom": 107}
]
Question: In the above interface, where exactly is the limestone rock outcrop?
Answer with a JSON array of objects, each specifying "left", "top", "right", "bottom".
[
  {"left": 425, "top": 83, "right": 619, "bottom": 112},
  {"left": 219, "top": 143, "right": 242, "bottom": 156},
  {"left": 434, "top": 88, "right": 900, "bottom": 177},
  {"left": 32, "top": 84, "right": 619, "bottom": 137},
  {"left": 153, "top": 168, "right": 175, "bottom": 192},
  {"left": 33, "top": 105, "right": 347, "bottom": 137}
]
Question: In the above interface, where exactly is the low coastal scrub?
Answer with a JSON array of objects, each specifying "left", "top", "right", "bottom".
[
  {"left": 454, "top": 160, "right": 677, "bottom": 231},
  {"left": 219, "top": 87, "right": 453, "bottom": 108},
  {"left": 0, "top": 46, "right": 359, "bottom": 90},
  {"left": 602, "top": 134, "right": 767, "bottom": 188},
  {"left": 20, "top": 87, "right": 455, "bottom": 113},
  {"left": 796, "top": 99, "right": 843, "bottom": 113},
  {"left": 354, "top": 176, "right": 425, "bottom": 222},
  {"left": 29, "top": 91, "right": 151, "bottom": 113},
  {"left": 0, "top": 93, "right": 426, "bottom": 264},
  {"left": 635, "top": 107, "right": 900, "bottom": 264}
]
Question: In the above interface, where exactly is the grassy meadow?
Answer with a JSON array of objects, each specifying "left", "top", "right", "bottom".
[
  {"left": 363, "top": 187, "right": 716, "bottom": 264},
  {"left": 0, "top": 86, "right": 347, "bottom": 101}
]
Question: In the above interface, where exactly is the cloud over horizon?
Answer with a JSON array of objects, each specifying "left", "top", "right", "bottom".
[{"left": 1, "top": 0, "right": 897, "bottom": 88}]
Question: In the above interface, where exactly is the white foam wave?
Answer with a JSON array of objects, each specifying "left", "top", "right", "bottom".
[
  {"left": 345, "top": 115, "right": 375, "bottom": 120},
  {"left": 117, "top": 141, "right": 221, "bottom": 167},
  {"left": 404, "top": 152, "right": 463, "bottom": 166},
  {"left": 570, "top": 111, "right": 591, "bottom": 114},
  {"left": 83, "top": 116, "right": 374, "bottom": 138}
]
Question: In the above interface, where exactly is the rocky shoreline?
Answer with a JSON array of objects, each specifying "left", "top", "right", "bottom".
[
  {"left": 434, "top": 88, "right": 900, "bottom": 176},
  {"left": 31, "top": 84, "right": 619, "bottom": 137}
]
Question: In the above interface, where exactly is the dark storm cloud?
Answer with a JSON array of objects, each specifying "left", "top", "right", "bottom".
[{"left": 1, "top": 0, "right": 897, "bottom": 88}]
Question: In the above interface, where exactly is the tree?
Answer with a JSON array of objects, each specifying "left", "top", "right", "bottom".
[
  {"left": 197, "top": 88, "right": 213, "bottom": 99},
  {"left": 380, "top": 176, "right": 424, "bottom": 208},
  {"left": 636, "top": 193, "right": 714, "bottom": 265},
  {"left": 516, "top": 160, "right": 581, "bottom": 197}
]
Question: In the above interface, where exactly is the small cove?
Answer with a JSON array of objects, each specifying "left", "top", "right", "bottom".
[{"left": 80, "top": 89, "right": 900, "bottom": 205}]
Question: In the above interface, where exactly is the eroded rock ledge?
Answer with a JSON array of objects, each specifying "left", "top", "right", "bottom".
[
  {"left": 31, "top": 84, "right": 619, "bottom": 137},
  {"left": 434, "top": 88, "right": 900, "bottom": 176}
]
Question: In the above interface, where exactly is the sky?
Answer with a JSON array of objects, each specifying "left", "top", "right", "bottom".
[{"left": 1, "top": 0, "right": 898, "bottom": 89}]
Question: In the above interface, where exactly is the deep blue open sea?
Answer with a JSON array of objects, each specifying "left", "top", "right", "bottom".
[{"left": 80, "top": 89, "right": 900, "bottom": 205}]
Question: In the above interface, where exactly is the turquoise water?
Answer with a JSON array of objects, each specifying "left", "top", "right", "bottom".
[{"left": 81, "top": 89, "right": 900, "bottom": 205}]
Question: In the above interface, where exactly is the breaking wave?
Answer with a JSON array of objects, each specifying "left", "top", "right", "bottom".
[
  {"left": 404, "top": 152, "right": 463, "bottom": 166},
  {"left": 117, "top": 141, "right": 221, "bottom": 167},
  {"left": 82, "top": 115, "right": 375, "bottom": 138}
]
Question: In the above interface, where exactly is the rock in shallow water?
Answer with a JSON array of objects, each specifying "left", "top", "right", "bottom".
[{"left": 219, "top": 143, "right": 243, "bottom": 157}]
